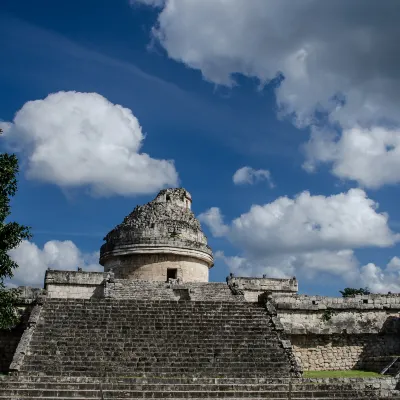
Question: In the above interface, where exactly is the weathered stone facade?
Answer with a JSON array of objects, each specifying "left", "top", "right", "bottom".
[
  {"left": 3, "top": 187, "right": 400, "bottom": 400},
  {"left": 44, "top": 270, "right": 106, "bottom": 298},
  {"left": 227, "top": 276, "right": 298, "bottom": 302},
  {"left": 100, "top": 188, "right": 213, "bottom": 282},
  {"left": 291, "top": 334, "right": 400, "bottom": 371},
  {"left": 268, "top": 294, "right": 400, "bottom": 372},
  {"left": 0, "top": 326, "right": 24, "bottom": 373},
  {"left": 103, "top": 253, "right": 209, "bottom": 282}
]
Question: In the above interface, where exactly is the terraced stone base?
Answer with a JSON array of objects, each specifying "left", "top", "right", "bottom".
[
  {"left": 0, "top": 376, "right": 399, "bottom": 399},
  {"left": 17, "top": 299, "right": 290, "bottom": 377},
  {"left": 4, "top": 298, "right": 400, "bottom": 399}
]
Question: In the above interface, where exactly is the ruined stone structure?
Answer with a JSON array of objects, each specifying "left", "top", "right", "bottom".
[
  {"left": 1, "top": 188, "right": 400, "bottom": 399},
  {"left": 100, "top": 188, "right": 213, "bottom": 282}
]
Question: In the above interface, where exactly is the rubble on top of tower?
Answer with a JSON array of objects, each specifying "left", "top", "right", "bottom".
[{"left": 100, "top": 188, "right": 212, "bottom": 259}]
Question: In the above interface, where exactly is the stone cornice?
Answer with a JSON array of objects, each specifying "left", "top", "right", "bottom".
[{"left": 100, "top": 243, "right": 214, "bottom": 268}]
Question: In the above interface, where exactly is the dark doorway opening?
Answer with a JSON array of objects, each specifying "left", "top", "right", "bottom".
[{"left": 167, "top": 268, "right": 178, "bottom": 281}]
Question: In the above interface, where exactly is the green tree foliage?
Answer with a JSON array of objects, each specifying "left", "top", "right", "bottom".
[
  {"left": 0, "top": 132, "right": 32, "bottom": 328},
  {"left": 339, "top": 287, "right": 371, "bottom": 297}
]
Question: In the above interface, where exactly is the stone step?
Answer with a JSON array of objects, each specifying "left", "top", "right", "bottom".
[
  {"left": 24, "top": 358, "right": 285, "bottom": 364},
  {"left": 25, "top": 354, "right": 286, "bottom": 361},
  {"left": 19, "top": 368, "right": 290, "bottom": 375},
  {"left": 18, "top": 371, "right": 290, "bottom": 378},
  {"left": 36, "top": 321, "right": 272, "bottom": 325},
  {"left": 0, "top": 389, "right": 387, "bottom": 398},
  {"left": 0, "top": 398, "right": 393, "bottom": 400},
  {"left": 0, "top": 389, "right": 291, "bottom": 398},
  {"left": 38, "top": 320, "right": 271, "bottom": 324},
  {"left": 41, "top": 304, "right": 258, "bottom": 309},
  {"left": 0, "top": 398, "right": 289, "bottom": 400},
  {"left": 1, "top": 383, "right": 290, "bottom": 390},
  {"left": 4, "top": 376, "right": 291, "bottom": 384},
  {"left": 21, "top": 360, "right": 289, "bottom": 366},
  {"left": 0, "top": 391, "right": 393, "bottom": 400},
  {"left": 18, "top": 299, "right": 291, "bottom": 378}
]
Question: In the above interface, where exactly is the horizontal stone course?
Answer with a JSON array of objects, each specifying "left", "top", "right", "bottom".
[
  {"left": 17, "top": 298, "right": 291, "bottom": 378},
  {"left": 105, "top": 280, "right": 244, "bottom": 301},
  {"left": 1, "top": 376, "right": 399, "bottom": 399},
  {"left": 274, "top": 294, "right": 400, "bottom": 310}
]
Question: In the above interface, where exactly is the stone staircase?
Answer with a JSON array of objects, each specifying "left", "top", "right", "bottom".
[
  {"left": 17, "top": 298, "right": 290, "bottom": 377},
  {"left": 0, "top": 376, "right": 399, "bottom": 399},
  {"left": 3, "top": 297, "right": 400, "bottom": 399},
  {"left": 104, "top": 280, "right": 244, "bottom": 301},
  {"left": 105, "top": 279, "right": 179, "bottom": 300},
  {"left": 177, "top": 282, "right": 245, "bottom": 302}
]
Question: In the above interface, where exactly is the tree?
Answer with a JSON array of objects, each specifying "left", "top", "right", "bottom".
[
  {"left": 339, "top": 287, "right": 371, "bottom": 297},
  {"left": 0, "top": 129, "right": 32, "bottom": 328}
]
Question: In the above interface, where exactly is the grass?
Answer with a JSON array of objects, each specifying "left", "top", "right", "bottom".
[{"left": 303, "top": 370, "right": 383, "bottom": 378}]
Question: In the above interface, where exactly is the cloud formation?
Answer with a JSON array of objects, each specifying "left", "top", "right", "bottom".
[
  {"left": 229, "top": 189, "right": 397, "bottom": 255},
  {"left": 135, "top": 0, "right": 400, "bottom": 188},
  {"left": 1, "top": 91, "right": 178, "bottom": 197},
  {"left": 304, "top": 127, "right": 400, "bottom": 189},
  {"left": 216, "top": 249, "right": 359, "bottom": 282},
  {"left": 360, "top": 257, "right": 400, "bottom": 293},
  {"left": 198, "top": 207, "right": 229, "bottom": 238},
  {"left": 7, "top": 240, "right": 102, "bottom": 287},
  {"left": 201, "top": 189, "right": 399, "bottom": 290},
  {"left": 233, "top": 166, "right": 274, "bottom": 187},
  {"left": 132, "top": 0, "right": 165, "bottom": 7},
  {"left": 135, "top": 0, "right": 400, "bottom": 127}
]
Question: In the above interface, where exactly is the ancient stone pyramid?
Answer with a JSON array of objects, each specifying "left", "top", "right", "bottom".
[{"left": 1, "top": 189, "right": 400, "bottom": 399}]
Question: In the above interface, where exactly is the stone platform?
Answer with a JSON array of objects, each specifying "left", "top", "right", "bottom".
[
  {"left": 2, "top": 294, "right": 400, "bottom": 399},
  {"left": 1, "top": 375, "right": 399, "bottom": 399},
  {"left": 14, "top": 298, "right": 291, "bottom": 377}
]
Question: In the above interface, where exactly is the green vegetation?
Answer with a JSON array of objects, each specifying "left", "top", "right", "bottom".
[
  {"left": 339, "top": 287, "right": 371, "bottom": 297},
  {"left": 0, "top": 132, "right": 32, "bottom": 328},
  {"left": 304, "top": 370, "right": 383, "bottom": 378}
]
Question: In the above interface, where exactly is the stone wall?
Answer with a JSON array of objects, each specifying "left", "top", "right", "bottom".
[
  {"left": 44, "top": 270, "right": 106, "bottom": 299},
  {"left": 274, "top": 294, "right": 400, "bottom": 334},
  {"left": 291, "top": 334, "right": 400, "bottom": 371},
  {"left": 104, "top": 279, "right": 244, "bottom": 301},
  {"left": 0, "top": 325, "right": 24, "bottom": 373},
  {"left": 104, "top": 253, "right": 209, "bottom": 282},
  {"left": 0, "top": 291, "right": 37, "bottom": 373},
  {"left": 100, "top": 188, "right": 214, "bottom": 283},
  {"left": 272, "top": 293, "right": 400, "bottom": 371},
  {"left": 228, "top": 277, "right": 298, "bottom": 301}
]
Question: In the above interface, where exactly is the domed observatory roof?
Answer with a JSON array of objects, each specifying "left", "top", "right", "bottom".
[{"left": 100, "top": 188, "right": 214, "bottom": 282}]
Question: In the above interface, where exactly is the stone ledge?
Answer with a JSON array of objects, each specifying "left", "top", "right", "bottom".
[
  {"left": 44, "top": 270, "right": 106, "bottom": 286},
  {"left": 8, "top": 303, "right": 43, "bottom": 374},
  {"left": 100, "top": 243, "right": 214, "bottom": 267}
]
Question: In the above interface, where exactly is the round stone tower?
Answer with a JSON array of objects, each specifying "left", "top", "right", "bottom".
[{"left": 99, "top": 188, "right": 214, "bottom": 282}]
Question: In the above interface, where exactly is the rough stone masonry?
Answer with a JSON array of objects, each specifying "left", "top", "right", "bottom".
[{"left": 1, "top": 187, "right": 400, "bottom": 400}]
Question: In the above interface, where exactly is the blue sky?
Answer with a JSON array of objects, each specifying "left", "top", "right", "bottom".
[{"left": 2, "top": 0, "right": 400, "bottom": 296}]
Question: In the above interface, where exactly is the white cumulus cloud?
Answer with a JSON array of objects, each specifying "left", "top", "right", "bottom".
[
  {"left": 304, "top": 126, "right": 400, "bottom": 189},
  {"left": 7, "top": 240, "right": 102, "bottom": 287},
  {"left": 216, "top": 249, "right": 359, "bottom": 282},
  {"left": 135, "top": 0, "right": 400, "bottom": 189},
  {"left": 135, "top": 0, "right": 400, "bottom": 129},
  {"left": 198, "top": 207, "right": 229, "bottom": 238},
  {"left": 1, "top": 91, "right": 178, "bottom": 197},
  {"left": 217, "top": 189, "right": 397, "bottom": 255},
  {"left": 202, "top": 189, "right": 399, "bottom": 288},
  {"left": 360, "top": 257, "right": 400, "bottom": 293},
  {"left": 233, "top": 166, "right": 274, "bottom": 187}
]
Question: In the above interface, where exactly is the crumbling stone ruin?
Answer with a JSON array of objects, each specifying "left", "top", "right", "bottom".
[
  {"left": 100, "top": 188, "right": 213, "bottom": 282},
  {"left": 1, "top": 188, "right": 400, "bottom": 399}
]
